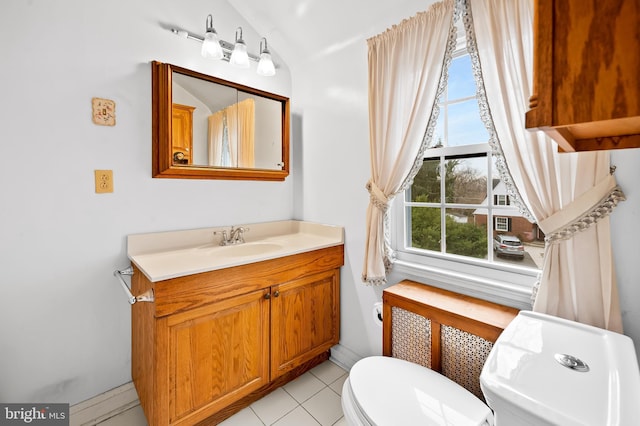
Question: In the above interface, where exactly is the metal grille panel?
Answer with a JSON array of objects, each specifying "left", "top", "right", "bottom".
[
  {"left": 441, "top": 325, "right": 493, "bottom": 400},
  {"left": 391, "top": 307, "right": 431, "bottom": 369}
]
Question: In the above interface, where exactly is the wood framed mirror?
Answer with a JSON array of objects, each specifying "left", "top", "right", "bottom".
[{"left": 152, "top": 61, "right": 290, "bottom": 180}]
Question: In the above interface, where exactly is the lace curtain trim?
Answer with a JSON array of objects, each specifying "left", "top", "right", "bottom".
[
  {"left": 544, "top": 185, "right": 626, "bottom": 243},
  {"left": 396, "top": 4, "right": 460, "bottom": 195},
  {"left": 459, "top": 0, "right": 535, "bottom": 223}
]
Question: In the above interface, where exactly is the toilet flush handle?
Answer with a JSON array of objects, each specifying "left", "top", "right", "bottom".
[{"left": 554, "top": 353, "right": 590, "bottom": 372}]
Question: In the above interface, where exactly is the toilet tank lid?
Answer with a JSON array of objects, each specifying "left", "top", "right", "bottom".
[
  {"left": 480, "top": 311, "right": 640, "bottom": 426},
  {"left": 349, "top": 356, "right": 492, "bottom": 426}
]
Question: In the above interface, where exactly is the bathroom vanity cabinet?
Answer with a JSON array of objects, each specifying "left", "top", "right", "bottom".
[
  {"left": 131, "top": 245, "right": 343, "bottom": 426},
  {"left": 526, "top": 0, "right": 640, "bottom": 152}
]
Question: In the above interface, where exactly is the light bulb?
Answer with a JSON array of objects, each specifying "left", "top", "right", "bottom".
[
  {"left": 257, "top": 51, "right": 276, "bottom": 76},
  {"left": 230, "top": 27, "right": 250, "bottom": 68},
  {"left": 201, "top": 31, "right": 223, "bottom": 59},
  {"left": 201, "top": 15, "right": 223, "bottom": 59}
]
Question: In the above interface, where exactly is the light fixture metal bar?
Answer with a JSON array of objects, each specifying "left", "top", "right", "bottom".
[{"left": 171, "top": 28, "right": 261, "bottom": 63}]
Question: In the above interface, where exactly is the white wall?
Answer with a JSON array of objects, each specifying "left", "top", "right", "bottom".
[
  {"left": 0, "top": 0, "right": 292, "bottom": 404},
  {"left": 610, "top": 149, "right": 640, "bottom": 359}
]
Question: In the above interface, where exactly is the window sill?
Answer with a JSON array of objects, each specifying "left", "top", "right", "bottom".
[{"left": 387, "top": 254, "right": 536, "bottom": 310}]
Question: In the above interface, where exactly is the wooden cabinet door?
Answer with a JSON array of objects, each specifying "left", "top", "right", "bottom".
[
  {"left": 526, "top": 0, "right": 640, "bottom": 151},
  {"left": 270, "top": 269, "right": 340, "bottom": 379},
  {"left": 171, "top": 103, "right": 195, "bottom": 164},
  {"left": 166, "top": 289, "right": 270, "bottom": 425}
]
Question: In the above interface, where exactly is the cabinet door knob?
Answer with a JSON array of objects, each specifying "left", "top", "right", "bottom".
[
  {"left": 264, "top": 293, "right": 271, "bottom": 300},
  {"left": 273, "top": 291, "right": 280, "bottom": 298}
]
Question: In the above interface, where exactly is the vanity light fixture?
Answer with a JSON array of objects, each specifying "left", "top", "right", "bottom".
[
  {"left": 169, "top": 17, "right": 276, "bottom": 76},
  {"left": 257, "top": 38, "right": 276, "bottom": 77},
  {"left": 201, "top": 15, "right": 223, "bottom": 59},
  {"left": 229, "top": 27, "right": 250, "bottom": 68}
]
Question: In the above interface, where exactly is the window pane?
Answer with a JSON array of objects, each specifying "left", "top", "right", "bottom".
[
  {"left": 410, "top": 159, "right": 441, "bottom": 202},
  {"left": 410, "top": 207, "right": 441, "bottom": 252},
  {"left": 447, "top": 99, "right": 489, "bottom": 146},
  {"left": 445, "top": 208, "right": 487, "bottom": 258},
  {"left": 495, "top": 217, "right": 509, "bottom": 231},
  {"left": 443, "top": 156, "right": 487, "bottom": 204},
  {"left": 447, "top": 55, "right": 476, "bottom": 99}
]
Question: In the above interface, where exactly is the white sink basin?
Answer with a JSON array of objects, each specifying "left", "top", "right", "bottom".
[
  {"left": 127, "top": 220, "right": 344, "bottom": 282},
  {"left": 198, "top": 242, "right": 284, "bottom": 257}
]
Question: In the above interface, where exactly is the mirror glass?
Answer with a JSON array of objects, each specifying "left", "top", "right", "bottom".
[{"left": 152, "top": 61, "right": 290, "bottom": 181}]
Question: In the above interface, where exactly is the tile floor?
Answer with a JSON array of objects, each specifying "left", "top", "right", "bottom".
[{"left": 97, "top": 360, "right": 349, "bottom": 426}]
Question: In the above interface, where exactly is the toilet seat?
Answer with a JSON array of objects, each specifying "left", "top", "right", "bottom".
[{"left": 343, "top": 356, "right": 493, "bottom": 426}]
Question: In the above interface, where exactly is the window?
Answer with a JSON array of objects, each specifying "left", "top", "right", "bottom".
[
  {"left": 495, "top": 217, "right": 510, "bottom": 232},
  {"left": 495, "top": 195, "right": 509, "bottom": 206},
  {"left": 391, "top": 41, "right": 540, "bottom": 306}
]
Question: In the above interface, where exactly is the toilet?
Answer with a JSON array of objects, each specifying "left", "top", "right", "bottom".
[{"left": 342, "top": 311, "right": 640, "bottom": 426}]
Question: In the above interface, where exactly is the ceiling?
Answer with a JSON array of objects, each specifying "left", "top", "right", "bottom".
[{"left": 227, "top": 0, "right": 439, "bottom": 69}]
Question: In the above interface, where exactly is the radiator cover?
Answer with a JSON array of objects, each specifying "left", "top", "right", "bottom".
[{"left": 383, "top": 281, "right": 519, "bottom": 400}]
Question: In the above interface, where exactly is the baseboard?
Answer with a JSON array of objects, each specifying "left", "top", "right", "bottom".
[
  {"left": 330, "top": 344, "right": 363, "bottom": 371},
  {"left": 70, "top": 382, "right": 139, "bottom": 426}
]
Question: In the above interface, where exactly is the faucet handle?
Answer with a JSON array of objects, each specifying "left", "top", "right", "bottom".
[{"left": 213, "top": 229, "right": 229, "bottom": 245}]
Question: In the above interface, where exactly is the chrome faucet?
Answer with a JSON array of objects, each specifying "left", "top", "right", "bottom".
[{"left": 214, "top": 226, "right": 249, "bottom": 246}]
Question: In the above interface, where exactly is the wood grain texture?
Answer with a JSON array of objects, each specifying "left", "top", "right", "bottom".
[
  {"left": 132, "top": 245, "right": 343, "bottom": 426},
  {"left": 171, "top": 104, "right": 195, "bottom": 164},
  {"left": 271, "top": 269, "right": 340, "bottom": 379},
  {"left": 153, "top": 245, "right": 344, "bottom": 318},
  {"left": 168, "top": 290, "right": 270, "bottom": 425},
  {"left": 526, "top": 0, "right": 640, "bottom": 151}
]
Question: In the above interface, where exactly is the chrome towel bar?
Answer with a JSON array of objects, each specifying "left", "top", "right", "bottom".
[{"left": 114, "top": 266, "right": 154, "bottom": 304}]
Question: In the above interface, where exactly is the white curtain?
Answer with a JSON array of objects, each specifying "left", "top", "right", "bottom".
[
  {"left": 362, "top": 0, "right": 455, "bottom": 285},
  {"left": 237, "top": 98, "right": 256, "bottom": 168},
  {"left": 470, "top": 0, "right": 624, "bottom": 331},
  {"left": 226, "top": 103, "right": 239, "bottom": 167},
  {"left": 207, "top": 110, "right": 225, "bottom": 166}
]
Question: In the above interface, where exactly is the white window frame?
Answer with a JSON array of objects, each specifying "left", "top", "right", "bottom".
[
  {"left": 495, "top": 194, "right": 509, "bottom": 206},
  {"left": 495, "top": 216, "right": 509, "bottom": 232},
  {"left": 389, "top": 49, "right": 538, "bottom": 309}
]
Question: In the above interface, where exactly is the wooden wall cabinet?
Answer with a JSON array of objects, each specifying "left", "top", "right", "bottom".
[
  {"left": 131, "top": 246, "right": 343, "bottom": 426},
  {"left": 171, "top": 103, "right": 195, "bottom": 164},
  {"left": 526, "top": 0, "right": 640, "bottom": 152}
]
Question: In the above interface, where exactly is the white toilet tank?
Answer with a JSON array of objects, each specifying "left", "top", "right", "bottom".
[{"left": 480, "top": 311, "right": 640, "bottom": 425}]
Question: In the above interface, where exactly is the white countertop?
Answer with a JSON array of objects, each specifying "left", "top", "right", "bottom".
[{"left": 127, "top": 220, "right": 344, "bottom": 282}]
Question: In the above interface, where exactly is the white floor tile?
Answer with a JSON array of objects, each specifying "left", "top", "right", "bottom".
[
  {"left": 97, "top": 361, "right": 346, "bottom": 426},
  {"left": 250, "top": 387, "right": 298, "bottom": 425},
  {"left": 284, "top": 371, "right": 326, "bottom": 403},
  {"left": 332, "top": 417, "right": 347, "bottom": 426},
  {"left": 328, "top": 373, "right": 348, "bottom": 396},
  {"left": 302, "top": 387, "right": 343, "bottom": 426},
  {"left": 310, "top": 361, "right": 348, "bottom": 385},
  {"left": 272, "top": 406, "right": 321, "bottom": 426},
  {"left": 218, "top": 407, "right": 263, "bottom": 426}
]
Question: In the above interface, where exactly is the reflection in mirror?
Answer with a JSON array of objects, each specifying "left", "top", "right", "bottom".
[{"left": 152, "top": 61, "right": 290, "bottom": 181}]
